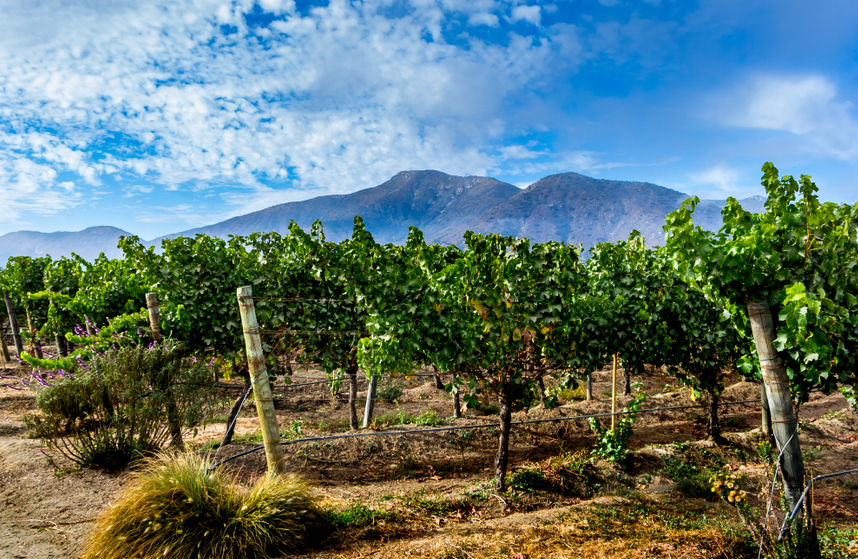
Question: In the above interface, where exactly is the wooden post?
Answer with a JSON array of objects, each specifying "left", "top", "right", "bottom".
[
  {"left": 3, "top": 291, "right": 23, "bottom": 357},
  {"left": 761, "top": 382, "right": 774, "bottom": 440},
  {"left": 48, "top": 297, "right": 68, "bottom": 357},
  {"left": 0, "top": 327, "right": 10, "bottom": 364},
  {"left": 237, "top": 286, "right": 286, "bottom": 475},
  {"left": 145, "top": 293, "right": 163, "bottom": 343},
  {"left": 362, "top": 374, "right": 378, "bottom": 428},
  {"left": 585, "top": 372, "right": 593, "bottom": 400},
  {"left": 611, "top": 354, "right": 618, "bottom": 432},
  {"left": 747, "top": 299, "right": 806, "bottom": 512},
  {"left": 145, "top": 292, "right": 182, "bottom": 449},
  {"left": 26, "top": 313, "right": 43, "bottom": 359}
]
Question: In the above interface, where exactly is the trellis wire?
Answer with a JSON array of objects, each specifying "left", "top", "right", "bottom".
[
  {"left": 757, "top": 430, "right": 795, "bottom": 559},
  {"left": 777, "top": 468, "right": 858, "bottom": 542},
  {"left": 208, "top": 398, "right": 757, "bottom": 471}
]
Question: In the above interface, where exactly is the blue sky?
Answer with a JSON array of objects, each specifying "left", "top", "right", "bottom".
[{"left": 1, "top": 0, "right": 857, "bottom": 239}]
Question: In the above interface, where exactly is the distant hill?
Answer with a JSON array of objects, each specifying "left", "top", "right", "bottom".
[
  {"left": 157, "top": 171, "right": 520, "bottom": 244},
  {"left": 167, "top": 170, "right": 766, "bottom": 253},
  {"left": 0, "top": 226, "right": 130, "bottom": 264},
  {"left": 1, "top": 171, "right": 768, "bottom": 261}
]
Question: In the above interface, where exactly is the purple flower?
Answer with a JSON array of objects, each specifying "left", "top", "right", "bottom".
[{"left": 209, "top": 357, "right": 215, "bottom": 366}]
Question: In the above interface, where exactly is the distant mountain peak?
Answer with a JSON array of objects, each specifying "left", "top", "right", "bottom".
[{"left": 2, "top": 170, "right": 768, "bottom": 260}]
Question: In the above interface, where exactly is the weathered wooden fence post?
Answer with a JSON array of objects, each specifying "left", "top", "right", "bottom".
[
  {"left": 237, "top": 286, "right": 287, "bottom": 475},
  {"left": 145, "top": 292, "right": 183, "bottom": 450},
  {"left": 2, "top": 291, "right": 23, "bottom": 357},
  {"left": 47, "top": 295, "right": 68, "bottom": 357},
  {"left": 362, "top": 374, "right": 378, "bottom": 428},
  {"left": 145, "top": 292, "right": 163, "bottom": 343},
  {"left": 747, "top": 299, "right": 806, "bottom": 512},
  {"left": 26, "top": 313, "right": 43, "bottom": 359},
  {"left": 586, "top": 372, "right": 593, "bottom": 400},
  {"left": 0, "top": 327, "right": 10, "bottom": 364}
]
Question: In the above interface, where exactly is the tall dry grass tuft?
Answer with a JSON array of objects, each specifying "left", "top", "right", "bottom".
[{"left": 84, "top": 453, "right": 330, "bottom": 559}]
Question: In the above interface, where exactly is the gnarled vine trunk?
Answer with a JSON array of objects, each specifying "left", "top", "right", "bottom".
[
  {"left": 347, "top": 355, "right": 360, "bottom": 430},
  {"left": 706, "top": 391, "right": 722, "bottom": 442},
  {"left": 494, "top": 388, "right": 514, "bottom": 491}
]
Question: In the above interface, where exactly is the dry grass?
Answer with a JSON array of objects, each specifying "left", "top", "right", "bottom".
[{"left": 84, "top": 452, "right": 330, "bottom": 559}]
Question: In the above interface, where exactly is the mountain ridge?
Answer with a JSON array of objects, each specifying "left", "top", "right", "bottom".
[{"left": 1, "top": 171, "right": 767, "bottom": 261}]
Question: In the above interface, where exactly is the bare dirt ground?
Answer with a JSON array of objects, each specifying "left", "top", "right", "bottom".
[{"left": 1, "top": 357, "right": 857, "bottom": 559}]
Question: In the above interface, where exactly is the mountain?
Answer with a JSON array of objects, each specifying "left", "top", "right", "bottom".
[
  {"left": 1, "top": 171, "right": 769, "bottom": 261},
  {"left": 0, "top": 226, "right": 131, "bottom": 264},
  {"left": 434, "top": 172, "right": 766, "bottom": 249},
  {"left": 168, "top": 170, "right": 765, "bottom": 252},
  {"left": 160, "top": 171, "right": 520, "bottom": 244}
]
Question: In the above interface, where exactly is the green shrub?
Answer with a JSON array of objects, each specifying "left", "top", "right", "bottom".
[
  {"left": 507, "top": 451, "right": 599, "bottom": 496},
  {"left": 26, "top": 344, "right": 219, "bottom": 471},
  {"left": 84, "top": 453, "right": 329, "bottom": 559},
  {"left": 327, "top": 502, "right": 399, "bottom": 528},
  {"left": 589, "top": 390, "right": 646, "bottom": 465},
  {"left": 376, "top": 377, "right": 404, "bottom": 403},
  {"left": 663, "top": 456, "right": 711, "bottom": 498}
]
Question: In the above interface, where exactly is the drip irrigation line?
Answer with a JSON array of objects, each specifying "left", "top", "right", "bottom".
[
  {"left": 215, "top": 372, "right": 446, "bottom": 390},
  {"left": 208, "top": 398, "right": 758, "bottom": 471},
  {"left": 778, "top": 468, "right": 858, "bottom": 542},
  {"left": 254, "top": 298, "right": 355, "bottom": 303},
  {"left": 258, "top": 330, "right": 366, "bottom": 335}
]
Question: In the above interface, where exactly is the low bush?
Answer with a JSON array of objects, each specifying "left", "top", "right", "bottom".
[
  {"left": 507, "top": 451, "right": 599, "bottom": 496},
  {"left": 376, "top": 377, "right": 404, "bottom": 403},
  {"left": 589, "top": 390, "right": 646, "bottom": 465},
  {"left": 26, "top": 344, "right": 219, "bottom": 471},
  {"left": 84, "top": 453, "right": 330, "bottom": 559}
]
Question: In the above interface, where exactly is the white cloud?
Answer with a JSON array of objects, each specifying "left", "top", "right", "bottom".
[
  {"left": 715, "top": 75, "right": 858, "bottom": 160},
  {"left": 687, "top": 164, "right": 742, "bottom": 198},
  {"left": 510, "top": 5, "right": 541, "bottom": 26},
  {"left": 469, "top": 12, "right": 500, "bottom": 27},
  {"left": 0, "top": 0, "right": 694, "bottom": 231}
]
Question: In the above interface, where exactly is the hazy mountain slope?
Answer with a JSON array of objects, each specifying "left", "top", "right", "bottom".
[
  {"left": 164, "top": 171, "right": 521, "bottom": 244},
  {"left": 434, "top": 172, "right": 684, "bottom": 249},
  {"left": 0, "top": 226, "right": 130, "bottom": 264},
  {"left": 0, "top": 173, "right": 771, "bottom": 261}
]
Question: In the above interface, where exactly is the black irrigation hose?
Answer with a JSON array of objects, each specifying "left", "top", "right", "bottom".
[
  {"left": 214, "top": 372, "right": 445, "bottom": 390},
  {"left": 207, "top": 398, "right": 759, "bottom": 471}
]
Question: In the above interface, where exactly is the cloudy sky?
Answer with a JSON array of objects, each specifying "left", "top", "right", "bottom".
[{"left": 1, "top": 0, "right": 857, "bottom": 239}]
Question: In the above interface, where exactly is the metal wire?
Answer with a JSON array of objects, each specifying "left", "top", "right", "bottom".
[
  {"left": 207, "top": 398, "right": 757, "bottom": 471},
  {"left": 758, "top": 430, "right": 796, "bottom": 559},
  {"left": 777, "top": 467, "right": 858, "bottom": 542}
]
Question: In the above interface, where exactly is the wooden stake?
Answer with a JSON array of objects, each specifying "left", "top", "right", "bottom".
[
  {"left": 0, "top": 326, "right": 10, "bottom": 364},
  {"left": 362, "top": 374, "right": 378, "bottom": 428},
  {"left": 586, "top": 372, "right": 593, "bottom": 401},
  {"left": 237, "top": 286, "right": 286, "bottom": 476},
  {"left": 26, "top": 313, "right": 43, "bottom": 359},
  {"left": 747, "top": 299, "right": 806, "bottom": 513},
  {"left": 611, "top": 354, "right": 618, "bottom": 432},
  {"left": 145, "top": 293, "right": 163, "bottom": 343},
  {"left": 2, "top": 291, "right": 23, "bottom": 357}
]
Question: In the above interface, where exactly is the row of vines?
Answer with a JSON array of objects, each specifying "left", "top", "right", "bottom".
[{"left": 2, "top": 163, "right": 857, "bottom": 500}]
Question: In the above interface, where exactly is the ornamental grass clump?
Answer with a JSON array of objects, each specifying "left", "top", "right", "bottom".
[{"left": 85, "top": 453, "right": 330, "bottom": 559}]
